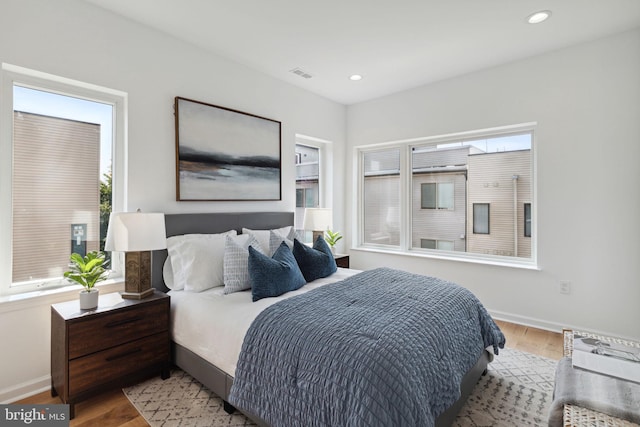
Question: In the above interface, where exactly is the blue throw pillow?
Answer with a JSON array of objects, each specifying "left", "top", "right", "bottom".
[
  {"left": 249, "top": 242, "right": 306, "bottom": 302},
  {"left": 292, "top": 236, "right": 337, "bottom": 282}
]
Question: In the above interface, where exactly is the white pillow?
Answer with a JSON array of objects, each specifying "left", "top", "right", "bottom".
[
  {"left": 268, "top": 228, "right": 297, "bottom": 256},
  {"left": 223, "top": 234, "right": 263, "bottom": 294},
  {"left": 162, "top": 257, "right": 176, "bottom": 290},
  {"left": 167, "top": 230, "right": 237, "bottom": 292},
  {"left": 242, "top": 226, "right": 292, "bottom": 254}
]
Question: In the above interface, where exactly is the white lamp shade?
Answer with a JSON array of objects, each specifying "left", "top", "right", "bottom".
[
  {"left": 104, "top": 212, "right": 167, "bottom": 252},
  {"left": 303, "top": 208, "right": 333, "bottom": 231}
]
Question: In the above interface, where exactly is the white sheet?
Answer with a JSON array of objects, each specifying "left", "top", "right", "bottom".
[{"left": 169, "top": 267, "right": 361, "bottom": 377}]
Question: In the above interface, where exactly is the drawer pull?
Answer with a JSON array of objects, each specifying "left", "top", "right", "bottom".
[
  {"left": 105, "top": 316, "right": 142, "bottom": 328},
  {"left": 105, "top": 348, "right": 142, "bottom": 362}
]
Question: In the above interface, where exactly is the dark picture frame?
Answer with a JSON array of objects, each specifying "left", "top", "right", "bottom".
[{"left": 174, "top": 97, "right": 282, "bottom": 201}]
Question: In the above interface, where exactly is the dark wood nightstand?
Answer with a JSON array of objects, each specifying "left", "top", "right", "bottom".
[
  {"left": 51, "top": 291, "right": 170, "bottom": 419},
  {"left": 334, "top": 254, "right": 349, "bottom": 268}
]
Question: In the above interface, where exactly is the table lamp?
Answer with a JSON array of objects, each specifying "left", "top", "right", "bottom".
[
  {"left": 303, "top": 208, "right": 333, "bottom": 243},
  {"left": 105, "top": 211, "right": 166, "bottom": 299}
]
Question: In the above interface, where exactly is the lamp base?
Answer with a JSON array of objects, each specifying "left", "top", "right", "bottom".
[
  {"left": 312, "top": 230, "right": 325, "bottom": 242},
  {"left": 121, "top": 288, "right": 155, "bottom": 300},
  {"left": 122, "top": 251, "right": 154, "bottom": 299}
]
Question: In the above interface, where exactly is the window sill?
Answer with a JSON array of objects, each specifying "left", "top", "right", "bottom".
[
  {"left": 0, "top": 279, "right": 124, "bottom": 314},
  {"left": 352, "top": 246, "right": 541, "bottom": 270}
]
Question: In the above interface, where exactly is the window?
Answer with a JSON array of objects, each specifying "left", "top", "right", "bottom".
[
  {"left": 1, "top": 64, "right": 126, "bottom": 295},
  {"left": 295, "top": 140, "right": 326, "bottom": 243},
  {"left": 358, "top": 124, "right": 535, "bottom": 264},
  {"left": 421, "top": 182, "right": 454, "bottom": 210},
  {"left": 473, "top": 204, "right": 490, "bottom": 234},
  {"left": 524, "top": 203, "right": 532, "bottom": 237}
]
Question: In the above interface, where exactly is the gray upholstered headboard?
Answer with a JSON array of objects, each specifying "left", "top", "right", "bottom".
[{"left": 151, "top": 211, "right": 295, "bottom": 293}]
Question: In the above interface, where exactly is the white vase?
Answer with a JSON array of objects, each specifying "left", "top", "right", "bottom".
[{"left": 79, "top": 288, "right": 99, "bottom": 310}]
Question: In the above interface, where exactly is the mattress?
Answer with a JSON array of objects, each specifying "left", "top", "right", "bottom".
[{"left": 169, "top": 267, "right": 360, "bottom": 376}]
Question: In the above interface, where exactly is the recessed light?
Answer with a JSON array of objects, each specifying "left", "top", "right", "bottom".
[
  {"left": 527, "top": 10, "right": 551, "bottom": 24},
  {"left": 349, "top": 74, "right": 363, "bottom": 81}
]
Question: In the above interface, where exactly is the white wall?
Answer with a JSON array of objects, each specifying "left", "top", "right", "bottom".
[
  {"left": 346, "top": 28, "right": 640, "bottom": 341},
  {"left": 0, "top": 0, "right": 346, "bottom": 401}
]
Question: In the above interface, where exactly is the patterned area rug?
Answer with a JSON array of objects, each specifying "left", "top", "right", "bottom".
[{"left": 123, "top": 347, "right": 557, "bottom": 427}]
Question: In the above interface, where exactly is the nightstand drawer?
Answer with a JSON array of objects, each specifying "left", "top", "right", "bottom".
[
  {"left": 68, "top": 300, "right": 168, "bottom": 359},
  {"left": 335, "top": 255, "right": 349, "bottom": 268},
  {"left": 69, "top": 331, "right": 169, "bottom": 395}
]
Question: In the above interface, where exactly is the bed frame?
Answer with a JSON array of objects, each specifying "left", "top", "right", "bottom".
[{"left": 151, "top": 212, "right": 491, "bottom": 427}]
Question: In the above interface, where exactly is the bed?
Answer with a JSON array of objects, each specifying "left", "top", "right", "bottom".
[{"left": 151, "top": 212, "right": 504, "bottom": 427}]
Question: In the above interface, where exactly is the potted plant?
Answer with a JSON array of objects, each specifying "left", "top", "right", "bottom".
[
  {"left": 324, "top": 229, "right": 343, "bottom": 253},
  {"left": 64, "top": 251, "right": 109, "bottom": 309}
]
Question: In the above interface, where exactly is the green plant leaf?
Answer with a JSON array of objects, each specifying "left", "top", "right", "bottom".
[
  {"left": 65, "top": 251, "right": 108, "bottom": 290},
  {"left": 324, "top": 229, "right": 342, "bottom": 246}
]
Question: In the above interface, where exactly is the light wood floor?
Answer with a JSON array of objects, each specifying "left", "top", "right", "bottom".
[{"left": 16, "top": 321, "right": 563, "bottom": 426}]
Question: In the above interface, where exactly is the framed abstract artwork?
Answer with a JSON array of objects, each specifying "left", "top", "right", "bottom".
[{"left": 174, "top": 97, "right": 282, "bottom": 201}]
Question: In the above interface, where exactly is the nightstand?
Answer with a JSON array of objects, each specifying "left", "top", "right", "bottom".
[
  {"left": 51, "top": 291, "right": 170, "bottom": 419},
  {"left": 334, "top": 254, "right": 349, "bottom": 268}
]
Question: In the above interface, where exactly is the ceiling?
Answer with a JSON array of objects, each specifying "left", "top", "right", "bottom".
[{"left": 83, "top": 0, "right": 640, "bottom": 105}]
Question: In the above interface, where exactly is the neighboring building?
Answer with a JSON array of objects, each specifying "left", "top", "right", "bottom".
[
  {"left": 295, "top": 144, "right": 320, "bottom": 208},
  {"left": 362, "top": 149, "right": 401, "bottom": 245},
  {"left": 363, "top": 174, "right": 401, "bottom": 245},
  {"left": 295, "top": 144, "right": 320, "bottom": 241},
  {"left": 466, "top": 150, "right": 531, "bottom": 258},
  {"left": 12, "top": 111, "right": 100, "bottom": 283},
  {"left": 411, "top": 146, "right": 480, "bottom": 251}
]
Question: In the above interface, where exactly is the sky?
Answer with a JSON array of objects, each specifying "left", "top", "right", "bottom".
[
  {"left": 436, "top": 133, "right": 532, "bottom": 152},
  {"left": 13, "top": 85, "right": 113, "bottom": 178}
]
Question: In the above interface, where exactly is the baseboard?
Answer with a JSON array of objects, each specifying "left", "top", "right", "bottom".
[
  {"left": 0, "top": 375, "right": 50, "bottom": 404},
  {"left": 489, "top": 309, "right": 639, "bottom": 342},
  {"left": 489, "top": 310, "right": 564, "bottom": 333}
]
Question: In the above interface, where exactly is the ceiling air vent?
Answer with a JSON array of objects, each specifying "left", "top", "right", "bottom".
[{"left": 289, "top": 68, "right": 313, "bottom": 79}]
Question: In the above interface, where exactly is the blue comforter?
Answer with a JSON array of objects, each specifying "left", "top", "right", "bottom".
[{"left": 228, "top": 267, "right": 505, "bottom": 427}]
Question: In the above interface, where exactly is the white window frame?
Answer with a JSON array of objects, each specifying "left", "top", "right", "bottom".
[
  {"left": 355, "top": 122, "right": 538, "bottom": 269},
  {"left": 0, "top": 64, "right": 127, "bottom": 296}
]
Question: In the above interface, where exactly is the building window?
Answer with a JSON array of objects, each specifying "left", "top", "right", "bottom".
[
  {"left": 1, "top": 64, "right": 125, "bottom": 295},
  {"left": 473, "top": 204, "right": 490, "bottom": 234},
  {"left": 524, "top": 203, "right": 532, "bottom": 237},
  {"left": 421, "top": 182, "right": 454, "bottom": 210},
  {"left": 296, "top": 188, "right": 317, "bottom": 209},
  {"left": 358, "top": 124, "right": 535, "bottom": 264},
  {"left": 420, "top": 239, "right": 454, "bottom": 251}
]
